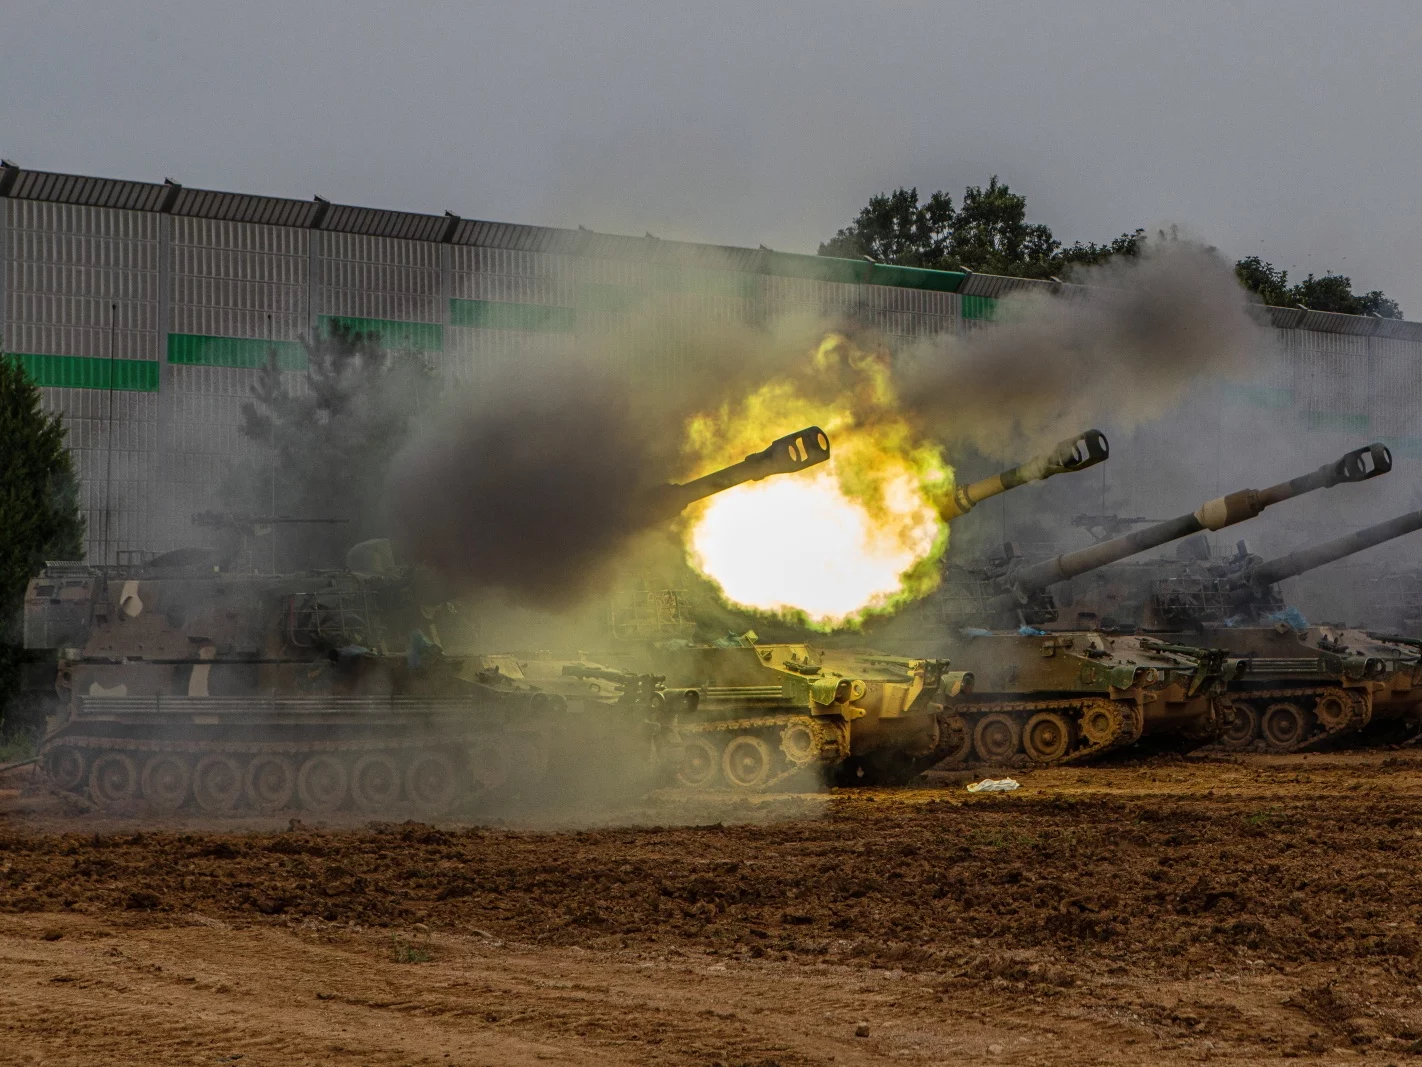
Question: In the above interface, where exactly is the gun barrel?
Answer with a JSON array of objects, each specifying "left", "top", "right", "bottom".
[
  {"left": 940, "top": 429, "right": 1109, "bottom": 520},
  {"left": 999, "top": 442, "right": 1392, "bottom": 599},
  {"left": 650, "top": 426, "right": 830, "bottom": 519},
  {"left": 1251, "top": 508, "right": 1422, "bottom": 587}
]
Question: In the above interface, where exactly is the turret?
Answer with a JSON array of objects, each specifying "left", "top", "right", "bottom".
[
  {"left": 1154, "top": 506, "right": 1422, "bottom": 627},
  {"left": 938, "top": 429, "right": 1109, "bottom": 520},
  {"left": 985, "top": 443, "right": 1393, "bottom": 620}
]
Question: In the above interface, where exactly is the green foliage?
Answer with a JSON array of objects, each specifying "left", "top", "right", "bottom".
[
  {"left": 820, "top": 177, "right": 1144, "bottom": 279},
  {"left": 0, "top": 349, "right": 85, "bottom": 735},
  {"left": 1234, "top": 256, "right": 1403, "bottom": 318},
  {"left": 232, "top": 322, "right": 434, "bottom": 569}
]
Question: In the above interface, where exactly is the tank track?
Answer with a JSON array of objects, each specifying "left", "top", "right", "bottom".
[
  {"left": 1216, "top": 685, "right": 1372, "bottom": 753},
  {"left": 926, "top": 696, "right": 1153, "bottom": 772},
  {"left": 39, "top": 726, "right": 545, "bottom": 816},
  {"left": 666, "top": 714, "right": 849, "bottom": 791}
]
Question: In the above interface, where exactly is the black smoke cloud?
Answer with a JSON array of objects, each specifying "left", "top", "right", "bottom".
[{"left": 385, "top": 315, "right": 816, "bottom": 608}]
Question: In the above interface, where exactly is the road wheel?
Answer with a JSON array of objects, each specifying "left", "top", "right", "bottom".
[
  {"left": 245, "top": 755, "right": 297, "bottom": 813},
  {"left": 722, "top": 734, "right": 774, "bottom": 789},
  {"left": 46, "top": 746, "right": 88, "bottom": 791},
  {"left": 972, "top": 714, "right": 1021, "bottom": 762},
  {"left": 192, "top": 755, "right": 244, "bottom": 813},
  {"left": 675, "top": 736, "right": 721, "bottom": 788},
  {"left": 140, "top": 753, "right": 191, "bottom": 812},
  {"left": 296, "top": 754, "right": 348, "bottom": 813},
  {"left": 405, "top": 751, "right": 460, "bottom": 816},
  {"left": 89, "top": 752, "right": 139, "bottom": 809},
  {"left": 1221, "top": 701, "right": 1259, "bottom": 750},
  {"left": 1261, "top": 702, "right": 1310, "bottom": 752},
  {"left": 349, "top": 753, "right": 402, "bottom": 812},
  {"left": 1022, "top": 712, "right": 1074, "bottom": 763}
]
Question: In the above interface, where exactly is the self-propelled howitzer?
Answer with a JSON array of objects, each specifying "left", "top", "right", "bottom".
[
  {"left": 987, "top": 443, "right": 1393, "bottom": 625},
  {"left": 24, "top": 428, "right": 831, "bottom": 816},
  {"left": 636, "top": 434, "right": 1107, "bottom": 789},
  {"left": 921, "top": 444, "right": 1393, "bottom": 770},
  {"left": 1145, "top": 507, "right": 1422, "bottom": 752}
]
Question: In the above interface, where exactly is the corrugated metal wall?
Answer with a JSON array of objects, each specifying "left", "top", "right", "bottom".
[{"left": 3, "top": 170, "right": 1422, "bottom": 585}]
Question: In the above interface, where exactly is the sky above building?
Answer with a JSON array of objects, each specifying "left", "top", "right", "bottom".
[{"left": 3, "top": 0, "right": 1419, "bottom": 314}]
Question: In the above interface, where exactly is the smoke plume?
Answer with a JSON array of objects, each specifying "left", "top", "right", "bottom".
[{"left": 897, "top": 239, "right": 1267, "bottom": 457}]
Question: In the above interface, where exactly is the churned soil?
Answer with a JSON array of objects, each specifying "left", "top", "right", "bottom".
[{"left": 4, "top": 750, "right": 1422, "bottom": 1064}]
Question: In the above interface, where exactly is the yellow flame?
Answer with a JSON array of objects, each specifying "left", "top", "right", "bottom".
[{"left": 681, "top": 334, "right": 953, "bottom": 630}]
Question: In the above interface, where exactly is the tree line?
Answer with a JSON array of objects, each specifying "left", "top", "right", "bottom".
[{"left": 820, "top": 179, "right": 1402, "bottom": 318}]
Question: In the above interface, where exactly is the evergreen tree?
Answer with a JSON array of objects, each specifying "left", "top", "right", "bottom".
[
  {"left": 232, "top": 322, "right": 434, "bottom": 569},
  {"left": 0, "top": 349, "right": 85, "bottom": 740}
]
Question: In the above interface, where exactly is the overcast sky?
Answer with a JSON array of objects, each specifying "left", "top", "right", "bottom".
[{"left": 3, "top": 0, "right": 1420, "bottom": 313}]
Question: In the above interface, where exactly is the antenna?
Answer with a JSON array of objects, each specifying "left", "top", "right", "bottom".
[{"left": 101, "top": 301, "right": 118, "bottom": 569}]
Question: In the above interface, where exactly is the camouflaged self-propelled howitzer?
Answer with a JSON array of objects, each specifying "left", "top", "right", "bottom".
[
  {"left": 22, "top": 428, "right": 831, "bottom": 816},
  {"left": 1142, "top": 506, "right": 1422, "bottom": 753},
  {"left": 643, "top": 431, "right": 1110, "bottom": 790},
  {"left": 926, "top": 444, "right": 1393, "bottom": 770}
]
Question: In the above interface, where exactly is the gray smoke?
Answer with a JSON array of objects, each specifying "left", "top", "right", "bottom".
[
  {"left": 385, "top": 313, "right": 815, "bottom": 607},
  {"left": 897, "top": 239, "right": 1266, "bottom": 457}
]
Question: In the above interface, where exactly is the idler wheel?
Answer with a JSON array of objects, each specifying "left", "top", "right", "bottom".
[
  {"left": 296, "top": 754, "right": 348, "bottom": 813},
  {"left": 192, "top": 755, "right": 244, "bottom": 813},
  {"left": 46, "top": 746, "right": 88, "bottom": 791},
  {"left": 88, "top": 752, "right": 139, "bottom": 809},
  {"left": 349, "top": 753, "right": 403, "bottom": 812},
  {"left": 1220, "top": 701, "right": 1259, "bottom": 750},
  {"left": 779, "top": 722, "right": 819, "bottom": 766},
  {"left": 1023, "top": 712, "right": 1074, "bottom": 763},
  {"left": 141, "top": 753, "right": 192, "bottom": 812},
  {"left": 405, "top": 751, "right": 461, "bottom": 816},
  {"left": 245, "top": 755, "right": 297, "bottom": 813},
  {"left": 1261, "top": 702, "right": 1310, "bottom": 752},
  {"left": 675, "top": 736, "right": 722, "bottom": 788},
  {"left": 1080, "top": 701, "right": 1125, "bottom": 747},
  {"left": 722, "top": 734, "right": 774, "bottom": 789},
  {"left": 972, "top": 714, "right": 1021, "bottom": 763}
]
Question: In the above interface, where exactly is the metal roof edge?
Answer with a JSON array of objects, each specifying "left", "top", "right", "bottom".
[{"left": 1, "top": 163, "right": 1416, "bottom": 335}]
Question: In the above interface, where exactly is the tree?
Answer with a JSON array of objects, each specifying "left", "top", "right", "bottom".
[
  {"left": 0, "top": 349, "right": 85, "bottom": 740},
  {"left": 232, "top": 322, "right": 435, "bottom": 570},
  {"left": 1234, "top": 256, "right": 1403, "bottom": 318},
  {"left": 820, "top": 177, "right": 1143, "bottom": 279}
]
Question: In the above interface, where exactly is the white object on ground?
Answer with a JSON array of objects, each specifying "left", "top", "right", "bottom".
[{"left": 966, "top": 778, "right": 1020, "bottom": 793}]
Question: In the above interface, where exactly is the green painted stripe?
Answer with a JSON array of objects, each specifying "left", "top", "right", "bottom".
[
  {"left": 168, "top": 334, "right": 307, "bottom": 371},
  {"left": 6, "top": 352, "right": 159, "bottom": 392},
  {"left": 960, "top": 294, "right": 998, "bottom": 321},
  {"left": 1301, "top": 410, "right": 1370, "bottom": 432},
  {"left": 318, "top": 315, "right": 443, "bottom": 351},
  {"left": 865, "top": 262, "right": 966, "bottom": 293},
  {"left": 1221, "top": 384, "right": 1295, "bottom": 409},
  {"left": 449, "top": 299, "right": 576, "bottom": 332},
  {"left": 764, "top": 251, "right": 874, "bottom": 286}
]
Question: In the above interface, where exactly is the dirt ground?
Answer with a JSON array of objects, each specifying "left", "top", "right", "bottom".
[{"left": 5, "top": 750, "right": 1422, "bottom": 1066}]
